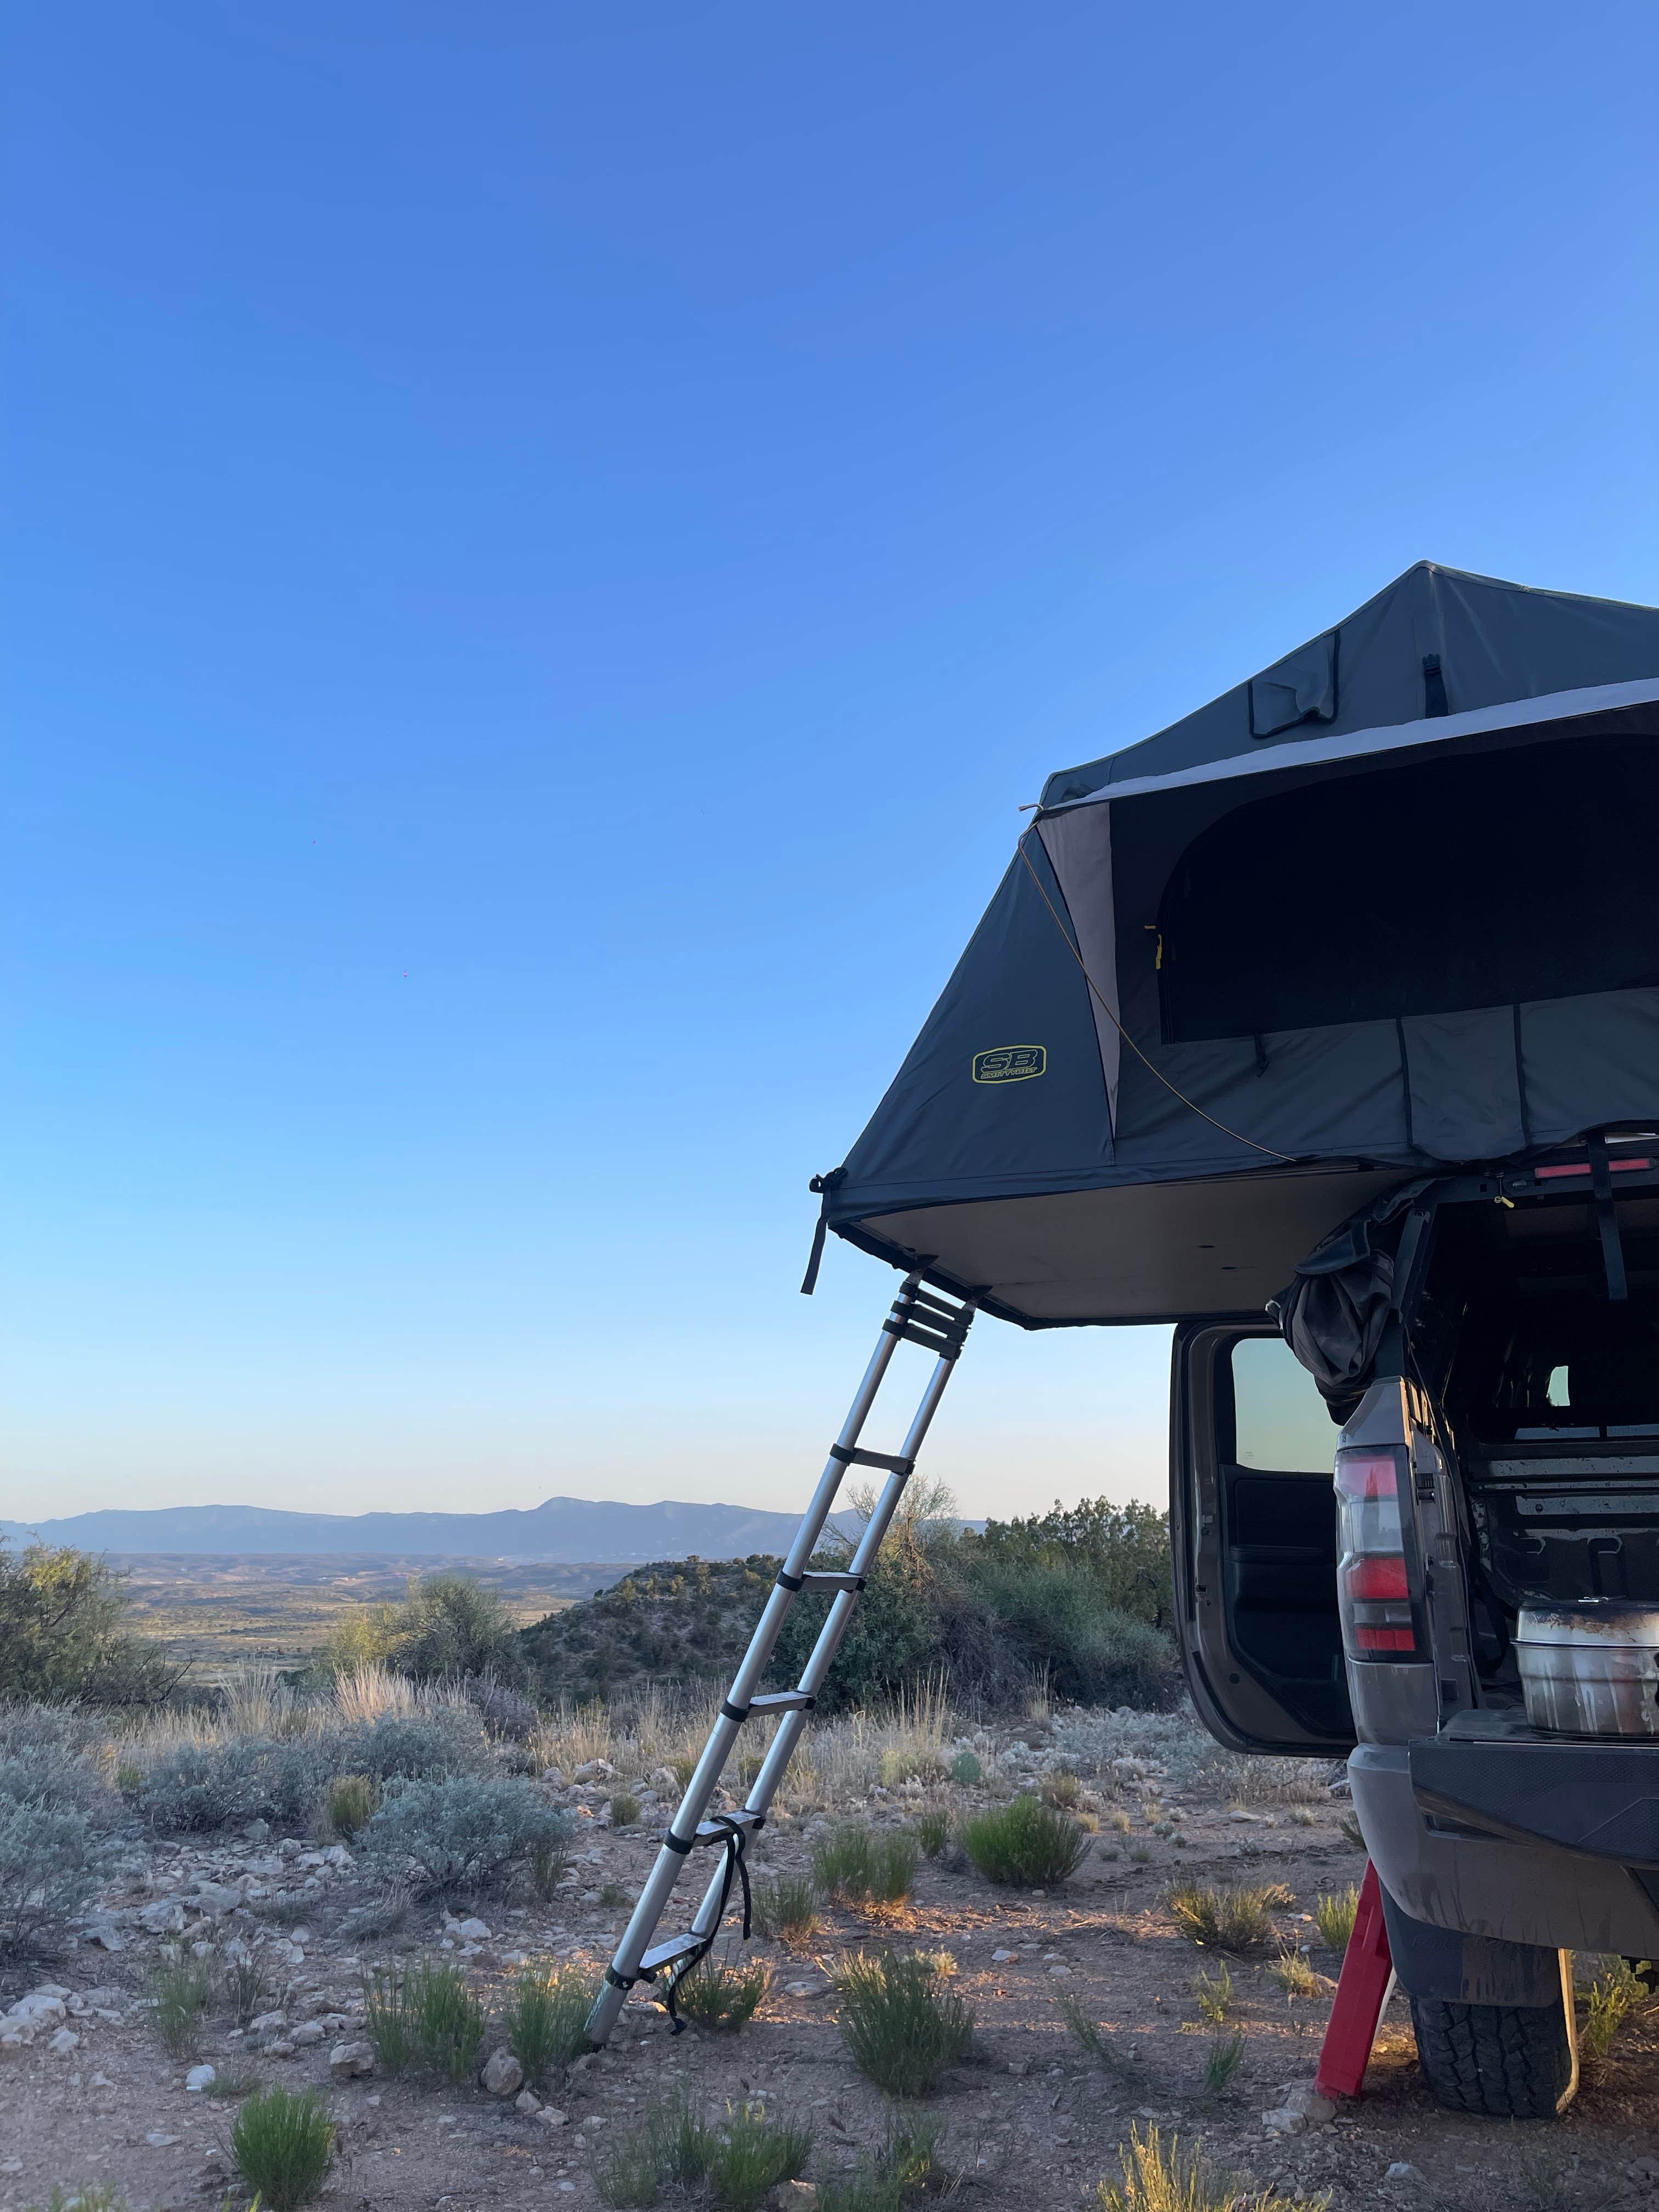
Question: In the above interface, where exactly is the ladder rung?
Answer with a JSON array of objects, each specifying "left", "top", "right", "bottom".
[
  {"left": 747, "top": 1690, "right": 816, "bottom": 1715},
  {"left": 799, "top": 1570, "right": 865, "bottom": 1593},
  {"left": 692, "top": 1810, "right": 765, "bottom": 1845},
  {"left": 638, "top": 1933, "right": 703, "bottom": 1975}
]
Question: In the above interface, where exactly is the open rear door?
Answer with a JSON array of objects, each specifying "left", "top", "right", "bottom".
[{"left": 1171, "top": 1322, "right": 1355, "bottom": 1755}]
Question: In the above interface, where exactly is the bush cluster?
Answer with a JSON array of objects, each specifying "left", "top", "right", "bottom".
[
  {"left": 0, "top": 1539, "right": 178, "bottom": 1706},
  {"left": 363, "top": 1774, "right": 574, "bottom": 1897},
  {"left": 0, "top": 1711, "right": 125, "bottom": 1958}
]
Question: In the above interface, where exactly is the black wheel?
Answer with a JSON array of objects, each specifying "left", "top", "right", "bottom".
[{"left": 1410, "top": 1957, "right": 1578, "bottom": 2118}]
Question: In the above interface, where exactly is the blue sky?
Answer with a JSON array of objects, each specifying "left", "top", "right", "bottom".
[{"left": 5, "top": 4, "right": 1656, "bottom": 1523}]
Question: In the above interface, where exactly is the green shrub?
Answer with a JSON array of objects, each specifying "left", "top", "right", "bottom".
[
  {"left": 1193, "top": 1963, "right": 1233, "bottom": 2026},
  {"left": 150, "top": 1951, "right": 213, "bottom": 2058},
  {"left": 970, "top": 1498, "right": 1173, "bottom": 1627},
  {"left": 137, "top": 1740, "right": 334, "bottom": 1835},
  {"left": 752, "top": 1874, "right": 818, "bottom": 1942},
  {"left": 1313, "top": 1886, "right": 1358, "bottom": 1953},
  {"left": 962, "top": 1795, "right": 1090, "bottom": 1887},
  {"left": 949, "top": 1751, "right": 981, "bottom": 1786},
  {"left": 0, "top": 1539, "right": 176, "bottom": 1705},
  {"left": 1041, "top": 1770, "right": 1082, "bottom": 1808},
  {"left": 344, "top": 1708, "right": 494, "bottom": 1781},
  {"left": 1581, "top": 1959, "right": 1646, "bottom": 2061},
  {"left": 0, "top": 1788, "right": 120, "bottom": 1959},
  {"left": 706, "top": 2101, "right": 813, "bottom": 2212},
  {"left": 593, "top": 2122, "right": 668, "bottom": 2210},
  {"left": 838, "top": 1951, "right": 974, "bottom": 2096},
  {"left": 363, "top": 1775, "right": 573, "bottom": 1897},
  {"left": 1167, "top": 1882, "right": 1294, "bottom": 1955},
  {"left": 326, "top": 1773, "right": 378, "bottom": 1841},
  {"left": 672, "top": 1955, "right": 769, "bottom": 2032},
  {"left": 966, "top": 1560, "right": 1176, "bottom": 1707},
  {"left": 362, "top": 1961, "right": 484, "bottom": 2080},
  {"left": 230, "top": 2085, "right": 336, "bottom": 2211},
  {"left": 812, "top": 1823, "right": 918, "bottom": 1906},
  {"left": 609, "top": 1790, "right": 642, "bottom": 1829},
  {"left": 915, "top": 1807, "right": 950, "bottom": 1859},
  {"left": 529, "top": 1836, "right": 570, "bottom": 1899},
  {"left": 386, "top": 1574, "right": 530, "bottom": 1688},
  {"left": 500, "top": 1961, "right": 596, "bottom": 2080}
]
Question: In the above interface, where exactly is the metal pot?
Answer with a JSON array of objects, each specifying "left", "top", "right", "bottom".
[{"left": 1516, "top": 1601, "right": 1659, "bottom": 1736}]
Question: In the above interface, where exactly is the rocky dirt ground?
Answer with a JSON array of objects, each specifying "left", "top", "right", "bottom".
[{"left": 4, "top": 1713, "right": 1659, "bottom": 2212}]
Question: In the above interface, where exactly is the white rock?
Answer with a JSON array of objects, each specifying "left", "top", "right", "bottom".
[
  {"left": 481, "top": 2046, "right": 524, "bottom": 2096},
  {"left": 536, "top": 2106, "right": 570, "bottom": 2128},
  {"left": 329, "top": 2039, "right": 376, "bottom": 2080},
  {"left": 9, "top": 1992, "right": 67, "bottom": 2026},
  {"left": 247, "top": 2011, "right": 287, "bottom": 2037},
  {"left": 291, "top": 2021, "right": 325, "bottom": 2047},
  {"left": 48, "top": 2027, "right": 81, "bottom": 2055},
  {"left": 573, "top": 1758, "right": 617, "bottom": 1784},
  {"left": 456, "top": 1917, "right": 490, "bottom": 1940},
  {"left": 1279, "top": 2084, "right": 1335, "bottom": 2124},
  {"left": 991, "top": 1949, "right": 1018, "bottom": 1964},
  {"left": 516, "top": 2088, "right": 543, "bottom": 2114},
  {"left": 193, "top": 1881, "right": 243, "bottom": 1917},
  {"left": 186, "top": 2063, "right": 217, "bottom": 2092},
  {"left": 1384, "top": 2163, "right": 1427, "bottom": 2187},
  {"left": 1262, "top": 2107, "right": 1305, "bottom": 2136},
  {"left": 146, "top": 2130, "right": 180, "bottom": 2147},
  {"left": 139, "top": 1899, "right": 187, "bottom": 1934}
]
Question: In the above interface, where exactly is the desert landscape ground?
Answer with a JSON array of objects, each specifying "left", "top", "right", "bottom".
[{"left": 5, "top": 1656, "right": 1659, "bottom": 2212}]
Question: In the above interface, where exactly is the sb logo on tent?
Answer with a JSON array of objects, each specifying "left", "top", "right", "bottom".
[{"left": 972, "top": 1045, "right": 1047, "bottom": 1085}]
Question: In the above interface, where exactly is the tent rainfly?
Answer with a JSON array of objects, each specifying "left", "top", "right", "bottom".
[{"left": 809, "top": 563, "right": 1659, "bottom": 1327}]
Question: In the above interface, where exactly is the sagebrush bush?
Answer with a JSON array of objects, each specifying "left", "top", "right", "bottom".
[
  {"left": 137, "top": 1738, "right": 334, "bottom": 1834},
  {"left": 230, "top": 2085, "right": 336, "bottom": 2211},
  {"left": 343, "top": 1707, "right": 494, "bottom": 1782},
  {"left": 672, "top": 1955, "right": 769, "bottom": 2032},
  {"left": 500, "top": 1961, "right": 596, "bottom": 2081},
  {"left": 962, "top": 1795, "right": 1090, "bottom": 1887},
  {"left": 462, "top": 1670, "right": 540, "bottom": 1738},
  {"left": 838, "top": 1951, "right": 974, "bottom": 2096},
  {"left": 0, "top": 1792, "right": 121, "bottom": 1958},
  {"left": 362, "top": 1961, "right": 484, "bottom": 2080},
  {"left": 364, "top": 1775, "right": 573, "bottom": 1897},
  {"left": 1166, "top": 1882, "right": 1294, "bottom": 1954}
]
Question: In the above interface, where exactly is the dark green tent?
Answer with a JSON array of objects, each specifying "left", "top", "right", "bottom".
[{"left": 813, "top": 563, "right": 1659, "bottom": 1324}]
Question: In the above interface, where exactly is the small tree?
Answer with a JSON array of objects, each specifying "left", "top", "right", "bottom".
[
  {"left": 390, "top": 1575, "right": 529, "bottom": 1688},
  {"left": 0, "top": 1539, "right": 176, "bottom": 1705}
]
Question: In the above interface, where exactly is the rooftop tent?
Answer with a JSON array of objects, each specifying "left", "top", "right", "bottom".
[{"left": 815, "top": 564, "right": 1659, "bottom": 1325}]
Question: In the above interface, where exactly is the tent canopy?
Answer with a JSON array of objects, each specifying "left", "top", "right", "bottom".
[{"left": 820, "top": 565, "right": 1659, "bottom": 1327}]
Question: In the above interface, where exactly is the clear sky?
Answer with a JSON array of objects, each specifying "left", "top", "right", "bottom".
[{"left": 5, "top": 4, "right": 1656, "bottom": 1525}]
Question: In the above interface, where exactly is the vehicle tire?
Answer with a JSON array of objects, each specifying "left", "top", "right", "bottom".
[{"left": 1410, "top": 1957, "right": 1578, "bottom": 2118}]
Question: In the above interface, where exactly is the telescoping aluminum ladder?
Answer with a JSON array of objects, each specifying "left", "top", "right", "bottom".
[{"left": 584, "top": 1273, "right": 977, "bottom": 2048}]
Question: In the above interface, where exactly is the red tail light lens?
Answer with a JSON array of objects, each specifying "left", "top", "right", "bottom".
[
  {"left": 1353, "top": 1626, "right": 1417, "bottom": 1652},
  {"left": 1342, "top": 1555, "right": 1409, "bottom": 1601},
  {"left": 1335, "top": 1452, "right": 1397, "bottom": 1500}
]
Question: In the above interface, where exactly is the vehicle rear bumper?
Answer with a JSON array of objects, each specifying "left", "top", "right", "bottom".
[{"left": 1350, "top": 1739, "right": 1659, "bottom": 1959}]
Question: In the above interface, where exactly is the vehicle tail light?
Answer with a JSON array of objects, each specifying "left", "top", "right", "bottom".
[{"left": 1334, "top": 1445, "right": 1419, "bottom": 1661}]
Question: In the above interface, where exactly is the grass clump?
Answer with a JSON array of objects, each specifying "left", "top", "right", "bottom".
[
  {"left": 706, "top": 2101, "right": 814, "bottom": 2212},
  {"left": 812, "top": 1822, "right": 918, "bottom": 1907},
  {"left": 962, "top": 1794, "right": 1090, "bottom": 1887},
  {"left": 361, "top": 1961, "right": 484, "bottom": 2081},
  {"left": 221, "top": 1955, "right": 270, "bottom": 2028},
  {"left": 1058, "top": 1989, "right": 1140, "bottom": 2079},
  {"left": 1580, "top": 1959, "right": 1646, "bottom": 2061},
  {"left": 1193, "top": 1963, "right": 1233, "bottom": 2026},
  {"left": 915, "top": 1807, "right": 951, "bottom": 1860},
  {"left": 753, "top": 1873, "right": 819, "bottom": 1943},
  {"left": 230, "top": 2085, "right": 336, "bottom": 2211},
  {"left": 500, "top": 1960, "right": 597, "bottom": 2080},
  {"left": 610, "top": 1790, "right": 642, "bottom": 1829},
  {"left": 1098, "top": 2124, "right": 1322, "bottom": 2212},
  {"left": 150, "top": 1950, "right": 213, "bottom": 2058},
  {"left": 1166, "top": 1882, "right": 1294, "bottom": 1954},
  {"left": 673, "top": 1954, "right": 769, "bottom": 2032},
  {"left": 326, "top": 1772, "right": 378, "bottom": 1841},
  {"left": 1201, "top": 2033, "right": 1245, "bottom": 2097},
  {"left": 838, "top": 1950, "right": 974, "bottom": 2096},
  {"left": 1269, "top": 1951, "right": 1321, "bottom": 1999},
  {"left": 1313, "top": 1886, "right": 1358, "bottom": 1953}
]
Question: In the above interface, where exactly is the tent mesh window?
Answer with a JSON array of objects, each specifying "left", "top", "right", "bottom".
[{"left": 1154, "top": 733, "right": 1659, "bottom": 1043}]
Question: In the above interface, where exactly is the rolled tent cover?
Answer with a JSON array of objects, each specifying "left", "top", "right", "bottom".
[{"left": 819, "top": 564, "right": 1659, "bottom": 1327}]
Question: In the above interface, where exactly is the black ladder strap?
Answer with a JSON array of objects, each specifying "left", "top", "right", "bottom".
[
  {"left": 657, "top": 1818, "right": 752, "bottom": 2033},
  {"left": 1588, "top": 1132, "right": 1630, "bottom": 1302},
  {"left": 828, "top": 1443, "right": 915, "bottom": 1475}
]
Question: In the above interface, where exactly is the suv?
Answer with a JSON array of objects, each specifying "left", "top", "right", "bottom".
[{"left": 1171, "top": 1133, "right": 1659, "bottom": 2117}]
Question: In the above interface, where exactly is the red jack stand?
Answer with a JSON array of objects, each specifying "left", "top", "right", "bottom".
[{"left": 1314, "top": 1861, "right": 1395, "bottom": 2101}]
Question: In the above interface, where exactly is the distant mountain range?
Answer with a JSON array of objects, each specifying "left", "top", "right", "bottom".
[{"left": 0, "top": 1497, "right": 860, "bottom": 1563}]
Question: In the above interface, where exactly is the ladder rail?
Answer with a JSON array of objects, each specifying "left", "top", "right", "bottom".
[{"left": 584, "top": 1273, "right": 961, "bottom": 2047}]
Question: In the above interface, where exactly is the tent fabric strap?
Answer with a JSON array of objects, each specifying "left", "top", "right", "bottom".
[{"left": 1014, "top": 832, "right": 1296, "bottom": 1164}]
